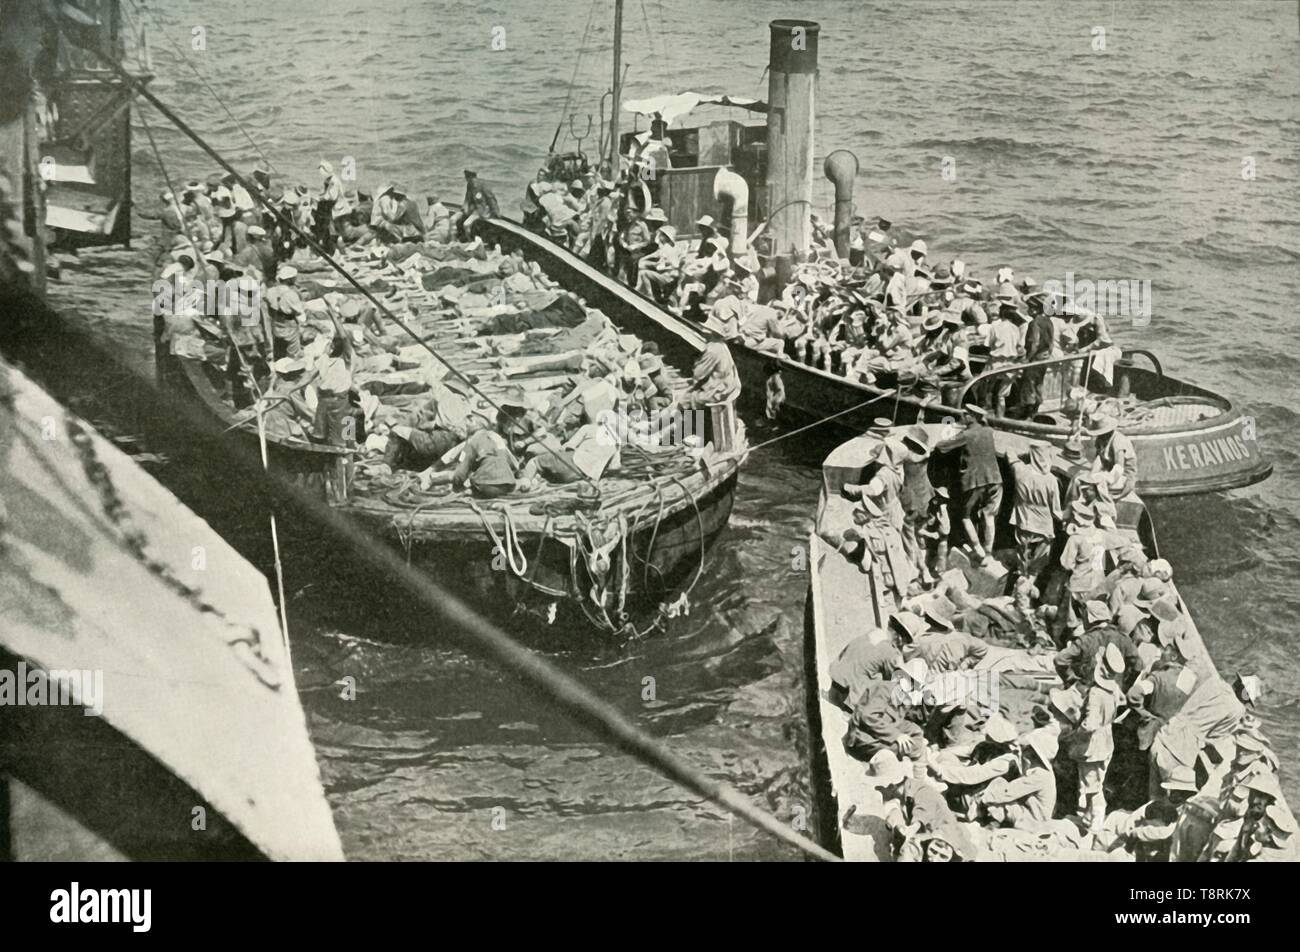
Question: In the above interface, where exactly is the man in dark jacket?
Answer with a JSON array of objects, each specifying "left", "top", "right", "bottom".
[
  {"left": 1017, "top": 306, "right": 1055, "bottom": 418},
  {"left": 934, "top": 405, "right": 1003, "bottom": 562},
  {"left": 1053, "top": 599, "right": 1142, "bottom": 690},
  {"left": 455, "top": 169, "right": 501, "bottom": 240}
]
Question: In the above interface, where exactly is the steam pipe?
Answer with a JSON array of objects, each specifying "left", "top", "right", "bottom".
[{"left": 823, "top": 149, "right": 858, "bottom": 261}]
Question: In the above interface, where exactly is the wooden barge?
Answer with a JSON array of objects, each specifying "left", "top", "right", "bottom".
[{"left": 157, "top": 223, "right": 747, "bottom": 636}]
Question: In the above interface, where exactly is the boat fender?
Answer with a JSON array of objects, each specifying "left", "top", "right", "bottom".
[{"left": 468, "top": 501, "right": 528, "bottom": 577}]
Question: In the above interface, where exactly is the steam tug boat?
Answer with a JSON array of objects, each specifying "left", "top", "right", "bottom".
[{"left": 540, "top": 12, "right": 1271, "bottom": 497}]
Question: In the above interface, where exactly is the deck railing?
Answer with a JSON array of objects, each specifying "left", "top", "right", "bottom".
[{"left": 955, "top": 347, "right": 1163, "bottom": 418}]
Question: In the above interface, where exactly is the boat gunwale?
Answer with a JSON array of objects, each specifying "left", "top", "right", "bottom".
[
  {"left": 177, "top": 357, "right": 350, "bottom": 457},
  {"left": 716, "top": 322, "right": 1245, "bottom": 436},
  {"left": 344, "top": 455, "right": 742, "bottom": 539},
  {"left": 481, "top": 216, "right": 711, "bottom": 352}
]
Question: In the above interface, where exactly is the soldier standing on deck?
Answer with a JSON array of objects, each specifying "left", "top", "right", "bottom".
[
  {"left": 934, "top": 405, "right": 1003, "bottom": 564},
  {"left": 896, "top": 425, "right": 935, "bottom": 585},
  {"left": 1006, "top": 441, "right": 1061, "bottom": 585},
  {"left": 585, "top": 179, "right": 617, "bottom": 271},
  {"left": 1019, "top": 302, "right": 1055, "bottom": 417},
  {"left": 315, "top": 159, "right": 348, "bottom": 253},
  {"left": 832, "top": 487, "right": 915, "bottom": 604},
  {"left": 1069, "top": 643, "right": 1126, "bottom": 834},
  {"left": 615, "top": 205, "right": 653, "bottom": 287}
]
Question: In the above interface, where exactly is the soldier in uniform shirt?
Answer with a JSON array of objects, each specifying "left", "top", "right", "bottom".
[{"left": 1087, "top": 414, "right": 1137, "bottom": 498}]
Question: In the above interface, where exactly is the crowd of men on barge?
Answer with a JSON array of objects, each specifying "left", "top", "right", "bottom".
[
  {"left": 520, "top": 148, "right": 1117, "bottom": 424},
  {"left": 816, "top": 409, "right": 1292, "bottom": 862},
  {"left": 150, "top": 163, "right": 743, "bottom": 503}
]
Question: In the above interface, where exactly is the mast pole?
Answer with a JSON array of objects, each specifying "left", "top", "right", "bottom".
[
  {"left": 22, "top": 97, "right": 46, "bottom": 297},
  {"left": 608, "top": 0, "right": 623, "bottom": 178}
]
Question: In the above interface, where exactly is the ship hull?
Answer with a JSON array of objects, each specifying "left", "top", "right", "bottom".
[{"left": 362, "top": 470, "right": 737, "bottom": 631}]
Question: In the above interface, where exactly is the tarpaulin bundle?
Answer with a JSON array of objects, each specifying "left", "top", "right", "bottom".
[
  {"left": 420, "top": 266, "right": 482, "bottom": 291},
  {"left": 482, "top": 295, "right": 588, "bottom": 336}
]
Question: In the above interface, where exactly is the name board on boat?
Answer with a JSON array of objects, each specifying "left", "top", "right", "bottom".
[
  {"left": 1149, "top": 429, "right": 1257, "bottom": 473},
  {"left": 1119, "top": 413, "right": 1271, "bottom": 495}
]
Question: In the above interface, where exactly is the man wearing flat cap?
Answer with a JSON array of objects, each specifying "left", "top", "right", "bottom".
[
  {"left": 454, "top": 169, "right": 500, "bottom": 240},
  {"left": 262, "top": 357, "right": 314, "bottom": 440},
  {"left": 233, "top": 222, "right": 276, "bottom": 278}
]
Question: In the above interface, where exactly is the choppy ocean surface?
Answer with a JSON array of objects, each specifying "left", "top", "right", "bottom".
[{"left": 45, "top": 0, "right": 1300, "bottom": 859}]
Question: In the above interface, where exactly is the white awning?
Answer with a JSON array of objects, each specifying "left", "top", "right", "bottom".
[{"left": 622, "top": 92, "right": 765, "bottom": 126}]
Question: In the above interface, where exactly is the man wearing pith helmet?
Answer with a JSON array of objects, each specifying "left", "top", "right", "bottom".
[{"left": 1088, "top": 413, "right": 1137, "bottom": 498}]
